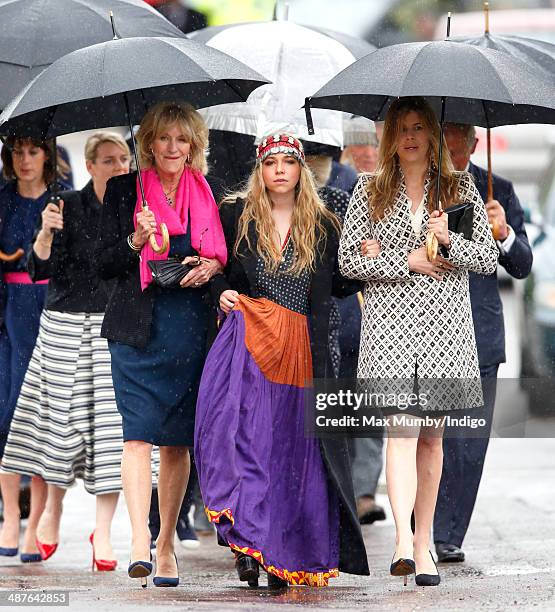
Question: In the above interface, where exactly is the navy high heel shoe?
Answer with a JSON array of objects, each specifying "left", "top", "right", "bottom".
[
  {"left": 390, "top": 556, "right": 416, "bottom": 587},
  {"left": 128, "top": 554, "right": 153, "bottom": 589},
  {"left": 20, "top": 552, "right": 42, "bottom": 563},
  {"left": 0, "top": 547, "right": 18, "bottom": 557},
  {"left": 153, "top": 553, "right": 179, "bottom": 588},
  {"left": 415, "top": 551, "right": 441, "bottom": 587}
]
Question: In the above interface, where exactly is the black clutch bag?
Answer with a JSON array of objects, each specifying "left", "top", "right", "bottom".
[
  {"left": 444, "top": 201, "right": 473, "bottom": 240},
  {"left": 147, "top": 257, "right": 197, "bottom": 289}
]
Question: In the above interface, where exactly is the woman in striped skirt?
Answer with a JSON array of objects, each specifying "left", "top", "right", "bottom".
[{"left": 1, "top": 133, "right": 131, "bottom": 568}]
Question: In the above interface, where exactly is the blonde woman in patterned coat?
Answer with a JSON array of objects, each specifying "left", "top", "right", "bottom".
[{"left": 338, "top": 97, "right": 497, "bottom": 587}]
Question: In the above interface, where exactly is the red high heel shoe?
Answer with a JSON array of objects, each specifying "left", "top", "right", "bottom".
[
  {"left": 36, "top": 537, "right": 58, "bottom": 561},
  {"left": 89, "top": 532, "right": 117, "bottom": 571}
]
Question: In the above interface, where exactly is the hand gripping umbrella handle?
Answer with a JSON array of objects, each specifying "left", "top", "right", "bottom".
[
  {"left": 142, "top": 202, "right": 169, "bottom": 254},
  {"left": 0, "top": 248, "right": 24, "bottom": 262},
  {"left": 426, "top": 201, "right": 442, "bottom": 262}
]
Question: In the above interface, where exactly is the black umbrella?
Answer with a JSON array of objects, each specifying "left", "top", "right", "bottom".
[
  {"left": 305, "top": 14, "right": 555, "bottom": 260},
  {"left": 451, "top": 2, "right": 555, "bottom": 215},
  {"left": 0, "top": 38, "right": 268, "bottom": 139},
  {"left": 0, "top": 0, "right": 185, "bottom": 111},
  {"left": 454, "top": 33, "right": 555, "bottom": 76},
  {"left": 305, "top": 40, "right": 555, "bottom": 129},
  {"left": 188, "top": 21, "right": 375, "bottom": 60},
  {"left": 0, "top": 19, "right": 268, "bottom": 253}
]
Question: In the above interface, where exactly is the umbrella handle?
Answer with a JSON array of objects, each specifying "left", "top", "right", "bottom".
[
  {"left": 426, "top": 230, "right": 438, "bottom": 262},
  {"left": 142, "top": 203, "right": 169, "bottom": 254},
  {"left": 0, "top": 248, "right": 24, "bottom": 263},
  {"left": 149, "top": 224, "right": 169, "bottom": 254}
]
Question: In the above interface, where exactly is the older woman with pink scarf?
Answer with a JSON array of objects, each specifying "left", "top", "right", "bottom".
[{"left": 96, "top": 102, "right": 226, "bottom": 588}]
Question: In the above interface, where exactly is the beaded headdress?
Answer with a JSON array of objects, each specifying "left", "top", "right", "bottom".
[{"left": 256, "top": 133, "right": 305, "bottom": 165}]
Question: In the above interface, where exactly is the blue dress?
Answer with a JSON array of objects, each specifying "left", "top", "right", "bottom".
[
  {"left": 108, "top": 232, "right": 209, "bottom": 446},
  {"left": 0, "top": 183, "right": 48, "bottom": 456}
]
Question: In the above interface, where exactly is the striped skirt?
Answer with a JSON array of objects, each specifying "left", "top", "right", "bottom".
[{"left": 1, "top": 310, "right": 124, "bottom": 494}]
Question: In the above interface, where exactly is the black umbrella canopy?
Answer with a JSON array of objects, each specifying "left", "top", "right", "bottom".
[
  {"left": 0, "top": 0, "right": 185, "bottom": 110},
  {"left": 307, "top": 40, "right": 555, "bottom": 128},
  {"left": 0, "top": 36, "right": 269, "bottom": 139},
  {"left": 452, "top": 33, "right": 555, "bottom": 76},
  {"left": 188, "top": 21, "right": 375, "bottom": 60}
]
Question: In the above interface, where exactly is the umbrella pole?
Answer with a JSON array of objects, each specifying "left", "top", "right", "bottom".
[
  {"left": 426, "top": 13, "right": 452, "bottom": 262},
  {"left": 435, "top": 96, "right": 446, "bottom": 212},
  {"left": 484, "top": 2, "right": 493, "bottom": 202},
  {"left": 483, "top": 1, "right": 500, "bottom": 238},
  {"left": 123, "top": 92, "right": 169, "bottom": 254},
  {"left": 486, "top": 127, "right": 494, "bottom": 202},
  {"left": 426, "top": 96, "right": 445, "bottom": 262}
]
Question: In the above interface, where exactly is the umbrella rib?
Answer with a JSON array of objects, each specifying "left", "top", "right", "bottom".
[
  {"left": 474, "top": 48, "right": 513, "bottom": 104},
  {"left": 376, "top": 95, "right": 391, "bottom": 122},
  {"left": 223, "top": 79, "right": 248, "bottom": 103}
]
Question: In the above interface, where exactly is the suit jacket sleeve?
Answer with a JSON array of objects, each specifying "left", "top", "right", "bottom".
[
  {"left": 327, "top": 221, "right": 363, "bottom": 297},
  {"left": 445, "top": 172, "right": 498, "bottom": 275},
  {"left": 339, "top": 175, "right": 410, "bottom": 282},
  {"left": 27, "top": 191, "right": 77, "bottom": 282},
  {"left": 498, "top": 182, "right": 533, "bottom": 279},
  {"left": 95, "top": 176, "right": 138, "bottom": 281}
]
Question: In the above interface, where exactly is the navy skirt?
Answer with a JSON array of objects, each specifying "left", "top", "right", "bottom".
[{"left": 108, "top": 234, "right": 208, "bottom": 446}]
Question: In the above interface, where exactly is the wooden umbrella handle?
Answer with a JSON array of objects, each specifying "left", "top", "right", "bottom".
[
  {"left": 0, "top": 248, "right": 24, "bottom": 262},
  {"left": 142, "top": 202, "right": 169, "bottom": 254}
]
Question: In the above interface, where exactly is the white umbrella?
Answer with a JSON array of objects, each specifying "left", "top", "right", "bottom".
[{"left": 190, "top": 21, "right": 367, "bottom": 146}]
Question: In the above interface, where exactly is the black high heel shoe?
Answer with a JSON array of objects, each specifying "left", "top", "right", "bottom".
[
  {"left": 128, "top": 554, "right": 153, "bottom": 589},
  {"left": 415, "top": 551, "right": 441, "bottom": 587},
  {"left": 235, "top": 553, "right": 259, "bottom": 588},
  {"left": 390, "top": 556, "right": 416, "bottom": 587},
  {"left": 267, "top": 572, "right": 289, "bottom": 590}
]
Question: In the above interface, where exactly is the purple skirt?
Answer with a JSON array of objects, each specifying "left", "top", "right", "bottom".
[{"left": 195, "top": 296, "right": 340, "bottom": 586}]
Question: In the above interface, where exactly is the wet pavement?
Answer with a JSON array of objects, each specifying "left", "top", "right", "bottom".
[
  {"left": 1, "top": 291, "right": 554, "bottom": 611},
  {"left": 1, "top": 436, "right": 554, "bottom": 611}
]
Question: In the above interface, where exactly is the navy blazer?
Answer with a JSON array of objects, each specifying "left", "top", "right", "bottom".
[{"left": 468, "top": 162, "right": 533, "bottom": 367}]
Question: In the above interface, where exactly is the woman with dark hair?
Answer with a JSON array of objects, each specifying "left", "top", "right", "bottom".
[
  {"left": 195, "top": 133, "right": 369, "bottom": 590},
  {"left": 339, "top": 97, "right": 498, "bottom": 587},
  {"left": 1, "top": 132, "right": 132, "bottom": 568},
  {"left": 0, "top": 137, "right": 66, "bottom": 561},
  {"left": 96, "top": 102, "right": 226, "bottom": 588}
]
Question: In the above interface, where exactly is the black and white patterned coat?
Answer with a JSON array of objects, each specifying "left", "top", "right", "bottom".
[{"left": 338, "top": 172, "right": 498, "bottom": 410}]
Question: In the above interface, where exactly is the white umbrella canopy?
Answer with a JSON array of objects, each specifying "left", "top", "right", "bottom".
[{"left": 192, "top": 21, "right": 362, "bottom": 146}]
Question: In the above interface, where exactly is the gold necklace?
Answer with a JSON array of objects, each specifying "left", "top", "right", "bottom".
[{"left": 163, "top": 184, "right": 178, "bottom": 206}]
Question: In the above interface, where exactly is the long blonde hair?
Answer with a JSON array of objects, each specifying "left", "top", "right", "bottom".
[
  {"left": 368, "top": 97, "right": 459, "bottom": 221},
  {"left": 136, "top": 102, "right": 208, "bottom": 175},
  {"left": 223, "top": 160, "right": 340, "bottom": 275}
]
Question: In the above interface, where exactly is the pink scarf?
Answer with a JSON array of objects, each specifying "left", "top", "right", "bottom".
[{"left": 134, "top": 167, "right": 227, "bottom": 291}]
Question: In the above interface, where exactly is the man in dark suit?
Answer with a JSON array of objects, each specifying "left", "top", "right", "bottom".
[{"left": 433, "top": 123, "right": 533, "bottom": 562}]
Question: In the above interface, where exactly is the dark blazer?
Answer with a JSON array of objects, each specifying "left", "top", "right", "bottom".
[
  {"left": 28, "top": 181, "right": 109, "bottom": 313},
  {"left": 209, "top": 199, "right": 369, "bottom": 576},
  {"left": 95, "top": 173, "right": 157, "bottom": 348},
  {"left": 96, "top": 172, "right": 229, "bottom": 348},
  {"left": 468, "top": 162, "right": 533, "bottom": 367}
]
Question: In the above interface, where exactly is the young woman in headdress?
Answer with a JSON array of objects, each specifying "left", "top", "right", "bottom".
[{"left": 195, "top": 134, "right": 369, "bottom": 589}]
